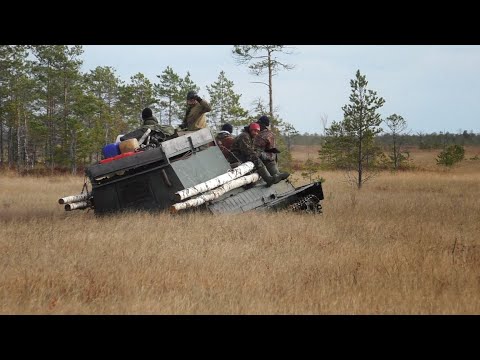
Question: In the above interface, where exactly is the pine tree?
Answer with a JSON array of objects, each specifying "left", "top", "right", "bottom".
[
  {"left": 119, "top": 73, "right": 156, "bottom": 127},
  {"left": 384, "top": 113, "right": 408, "bottom": 169},
  {"left": 206, "top": 70, "right": 248, "bottom": 130},
  {"left": 320, "top": 70, "right": 385, "bottom": 189},
  {"left": 154, "top": 66, "right": 183, "bottom": 126}
]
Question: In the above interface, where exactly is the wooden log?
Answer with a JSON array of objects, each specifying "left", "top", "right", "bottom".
[
  {"left": 170, "top": 173, "right": 260, "bottom": 213},
  {"left": 174, "top": 161, "right": 254, "bottom": 201},
  {"left": 65, "top": 201, "right": 89, "bottom": 211},
  {"left": 58, "top": 193, "right": 89, "bottom": 205}
]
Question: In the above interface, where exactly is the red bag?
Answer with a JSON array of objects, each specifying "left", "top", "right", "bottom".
[{"left": 99, "top": 151, "right": 136, "bottom": 164}]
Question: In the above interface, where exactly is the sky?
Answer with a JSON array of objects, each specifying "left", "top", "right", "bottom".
[{"left": 80, "top": 45, "right": 480, "bottom": 135}]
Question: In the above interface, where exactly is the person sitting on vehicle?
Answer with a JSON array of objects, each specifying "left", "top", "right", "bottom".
[
  {"left": 215, "top": 123, "right": 236, "bottom": 163},
  {"left": 231, "top": 123, "right": 288, "bottom": 187},
  {"left": 231, "top": 123, "right": 260, "bottom": 164},
  {"left": 141, "top": 107, "right": 158, "bottom": 126},
  {"left": 119, "top": 107, "right": 176, "bottom": 147},
  {"left": 179, "top": 91, "right": 212, "bottom": 131},
  {"left": 254, "top": 115, "right": 289, "bottom": 181}
]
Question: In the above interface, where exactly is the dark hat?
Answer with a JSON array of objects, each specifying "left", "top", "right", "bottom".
[
  {"left": 187, "top": 90, "right": 197, "bottom": 100},
  {"left": 142, "top": 107, "right": 153, "bottom": 119},
  {"left": 257, "top": 115, "right": 270, "bottom": 127},
  {"left": 221, "top": 123, "right": 233, "bottom": 134}
]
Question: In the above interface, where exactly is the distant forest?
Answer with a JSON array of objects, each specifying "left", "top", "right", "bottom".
[
  {"left": 289, "top": 130, "right": 480, "bottom": 148},
  {"left": 0, "top": 45, "right": 256, "bottom": 173}
]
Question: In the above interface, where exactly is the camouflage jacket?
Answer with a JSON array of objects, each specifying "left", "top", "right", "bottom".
[
  {"left": 181, "top": 99, "right": 212, "bottom": 131},
  {"left": 142, "top": 115, "right": 158, "bottom": 126},
  {"left": 231, "top": 130, "right": 259, "bottom": 163},
  {"left": 253, "top": 128, "right": 276, "bottom": 161},
  {"left": 215, "top": 131, "right": 236, "bottom": 163}
]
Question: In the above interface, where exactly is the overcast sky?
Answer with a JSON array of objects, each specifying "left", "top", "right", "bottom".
[{"left": 80, "top": 45, "right": 480, "bottom": 135}]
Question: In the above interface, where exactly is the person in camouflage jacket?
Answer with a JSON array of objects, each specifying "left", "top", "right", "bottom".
[
  {"left": 180, "top": 91, "right": 212, "bottom": 131},
  {"left": 141, "top": 107, "right": 158, "bottom": 126},
  {"left": 253, "top": 115, "right": 290, "bottom": 181},
  {"left": 215, "top": 123, "right": 236, "bottom": 163},
  {"left": 231, "top": 122, "right": 289, "bottom": 187},
  {"left": 230, "top": 123, "right": 261, "bottom": 164},
  {"left": 253, "top": 115, "right": 276, "bottom": 162}
]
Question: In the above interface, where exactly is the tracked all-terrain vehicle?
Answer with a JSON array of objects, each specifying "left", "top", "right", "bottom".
[{"left": 58, "top": 128, "right": 323, "bottom": 215}]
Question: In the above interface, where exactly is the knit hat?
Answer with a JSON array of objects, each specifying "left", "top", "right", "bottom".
[
  {"left": 257, "top": 115, "right": 270, "bottom": 127},
  {"left": 221, "top": 123, "right": 233, "bottom": 134},
  {"left": 187, "top": 91, "right": 197, "bottom": 100},
  {"left": 142, "top": 107, "right": 153, "bottom": 119}
]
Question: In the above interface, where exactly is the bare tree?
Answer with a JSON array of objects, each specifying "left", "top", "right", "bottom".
[{"left": 232, "top": 45, "right": 295, "bottom": 130}]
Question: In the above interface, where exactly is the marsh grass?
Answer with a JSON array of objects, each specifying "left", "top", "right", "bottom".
[{"left": 1, "top": 148, "right": 479, "bottom": 314}]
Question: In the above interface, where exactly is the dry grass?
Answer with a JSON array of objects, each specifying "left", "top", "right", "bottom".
[
  {"left": 296, "top": 144, "right": 480, "bottom": 168},
  {"left": 1, "top": 149, "right": 479, "bottom": 314}
]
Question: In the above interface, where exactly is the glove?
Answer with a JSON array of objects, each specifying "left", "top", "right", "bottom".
[{"left": 194, "top": 95, "right": 202, "bottom": 103}]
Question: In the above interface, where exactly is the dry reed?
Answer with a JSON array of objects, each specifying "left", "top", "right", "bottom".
[{"left": 1, "top": 148, "right": 479, "bottom": 314}]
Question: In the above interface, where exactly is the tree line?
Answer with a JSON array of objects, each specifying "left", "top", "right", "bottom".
[
  {"left": 1, "top": 45, "right": 299, "bottom": 174},
  {"left": 292, "top": 130, "right": 480, "bottom": 147},
  {"left": 9, "top": 45, "right": 467, "bottom": 185}
]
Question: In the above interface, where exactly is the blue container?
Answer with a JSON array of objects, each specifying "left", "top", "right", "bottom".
[{"left": 102, "top": 143, "right": 120, "bottom": 159}]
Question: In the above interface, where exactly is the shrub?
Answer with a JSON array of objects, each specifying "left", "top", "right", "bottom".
[{"left": 436, "top": 145, "right": 465, "bottom": 167}]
